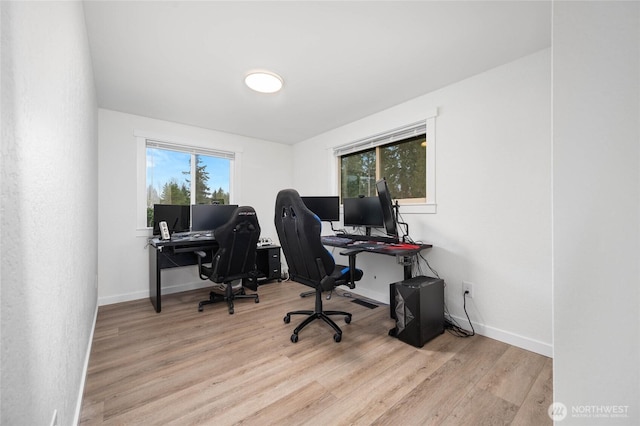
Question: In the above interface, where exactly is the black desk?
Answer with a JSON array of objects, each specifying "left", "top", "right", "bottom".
[
  {"left": 149, "top": 236, "right": 280, "bottom": 312},
  {"left": 322, "top": 236, "right": 433, "bottom": 322},
  {"left": 320, "top": 236, "right": 432, "bottom": 280}
]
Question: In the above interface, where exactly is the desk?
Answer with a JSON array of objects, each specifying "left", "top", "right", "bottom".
[
  {"left": 321, "top": 236, "right": 432, "bottom": 322},
  {"left": 149, "top": 237, "right": 280, "bottom": 312},
  {"left": 321, "top": 236, "right": 432, "bottom": 281}
]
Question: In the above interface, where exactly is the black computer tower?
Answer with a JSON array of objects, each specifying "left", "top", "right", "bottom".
[{"left": 389, "top": 276, "right": 444, "bottom": 348}]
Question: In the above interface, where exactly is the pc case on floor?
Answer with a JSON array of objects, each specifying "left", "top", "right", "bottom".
[{"left": 389, "top": 276, "right": 444, "bottom": 347}]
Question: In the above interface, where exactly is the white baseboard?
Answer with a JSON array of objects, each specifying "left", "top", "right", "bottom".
[
  {"left": 345, "top": 287, "right": 552, "bottom": 358},
  {"left": 449, "top": 314, "right": 553, "bottom": 357},
  {"left": 98, "top": 281, "right": 211, "bottom": 306},
  {"left": 73, "top": 302, "right": 98, "bottom": 425}
]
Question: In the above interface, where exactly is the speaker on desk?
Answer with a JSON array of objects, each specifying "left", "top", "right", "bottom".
[{"left": 389, "top": 276, "right": 444, "bottom": 348}]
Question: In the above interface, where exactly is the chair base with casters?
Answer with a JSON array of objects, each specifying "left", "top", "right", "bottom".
[
  {"left": 198, "top": 280, "right": 259, "bottom": 314},
  {"left": 283, "top": 286, "right": 352, "bottom": 343},
  {"left": 299, "top": 282, "right": 354, "bottom": 299},
  {"left": 299, "top": 290, "right": 315, "bottom": 298}
]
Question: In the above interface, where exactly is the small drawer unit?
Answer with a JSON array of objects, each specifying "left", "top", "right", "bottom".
[{"left": 256, "top": 245, "right": 281, "bottom": 283}]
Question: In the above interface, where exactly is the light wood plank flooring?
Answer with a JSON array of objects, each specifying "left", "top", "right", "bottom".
[{"left": 80, "top": 280, "right": 552, "bottom": 425}]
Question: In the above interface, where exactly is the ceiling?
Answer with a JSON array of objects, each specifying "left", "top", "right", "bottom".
[{"left": 83, "top": 1, "right": 551, "bottom": 145}]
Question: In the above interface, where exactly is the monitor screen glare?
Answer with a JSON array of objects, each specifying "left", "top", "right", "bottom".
[
  {"left": 191, "top": 204, "right": 239, "bottom": 232},
  {"left": 343, "top": 197, "right": 384, "bottom": 228},
  {"left": 152, "top": 204, "right": 190, "bottom": 235},
  {"left": 301, "top": 196, "right": 340, "bottom": 222}
]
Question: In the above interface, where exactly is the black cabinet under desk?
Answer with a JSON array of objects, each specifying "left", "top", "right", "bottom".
[{"left": 255, "top": 244, "right": 281, "bottom": 284}]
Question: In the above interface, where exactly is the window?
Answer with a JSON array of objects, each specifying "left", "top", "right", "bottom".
[
  {"left": 137, "top": 135, "right": 236, "bottom": 230},
  {"left": 340, "top": 148, "right": 377, "bottom": 198},
  {"left": 339, "top": 134, "right": 426, "bottom": 201},
  {"left": 334, "top": 110, "right": 437, "bottom": 211}
]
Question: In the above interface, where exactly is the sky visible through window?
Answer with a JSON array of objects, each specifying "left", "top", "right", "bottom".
[
  {"left": 147, "top": 148, "right": 230, "bottom": 198},
  {"left": 201, "top": 156, "right": 230, "bottom": 190}
]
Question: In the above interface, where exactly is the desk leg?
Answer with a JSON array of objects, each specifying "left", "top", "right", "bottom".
[
  {"left": 403, "top": 257, "right": 412, "bottom": 280},
  {"left": 149, "top": 246, "right": 161, "bottom": 312},
  {"left": 347, "top": 253, "right": 358, "bottom": 289}
]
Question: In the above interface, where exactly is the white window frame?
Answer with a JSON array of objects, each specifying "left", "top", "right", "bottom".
[
  {"left": 135, "top": 131, "right": 241, "bottom": 234},
  {"left": 330, "top": 109, "right": 438, "bottom": 214}
]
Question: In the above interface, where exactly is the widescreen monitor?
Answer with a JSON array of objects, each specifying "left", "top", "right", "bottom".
[
  {"left": 301, "top": 196, "right": 340, "bottom": 222},
  {"left": 376, "top": 178, "right": 399, "bottom": 238},
  {"left": 152, "top": 204, "right": 190, "bottom": 235},
  {"left": 191, "top": 204, "right": 238, "bottom": 232},
  {"left": 343, "top": 197, "right": 384, "bottom": 228}
]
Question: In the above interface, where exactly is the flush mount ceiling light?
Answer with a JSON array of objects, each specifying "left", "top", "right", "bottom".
[{"left": 244, "top": 71, "right": 283, "bottom": 94}]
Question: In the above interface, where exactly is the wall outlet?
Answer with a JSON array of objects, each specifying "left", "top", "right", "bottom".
[{"left": 463, "top": 281, "right": 474, "bottom": 298}]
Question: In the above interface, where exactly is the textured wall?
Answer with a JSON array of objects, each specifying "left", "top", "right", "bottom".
[
  {"left": 1, "top": 2, "right": 98, "bottom": 425},
  {"left": 553, "top": 1, "right": 639, "bottom": 424}
]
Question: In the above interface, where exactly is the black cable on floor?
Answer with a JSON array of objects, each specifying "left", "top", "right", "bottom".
[{"left": 444, "top": 291, "right": 475, "bottom": 338}]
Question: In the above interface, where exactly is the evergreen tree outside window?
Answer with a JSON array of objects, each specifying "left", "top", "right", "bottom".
[
  {"left": 379, "top": 135, "right": 426, "bottom": 201},
  {"left": 146, "top": 147, "right": 231, "bottom": 227},
  {"left": 193, "top": 154, "right": 231, "bottom": 205},
  {"left": 338, "top": 134, "right": 427, "bottom": 202},
  {"left": 340, "top": 148, "right": 377, "bottom": 199}
]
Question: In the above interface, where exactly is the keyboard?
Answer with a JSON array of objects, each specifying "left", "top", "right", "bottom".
[
  {"left": 350, "top": 241, "right": 387, "bottom": 249},
  {"left": 342, "top": 234, "right": 400, "bottom": 244},
  {"left": 321, "top": 235, "right": 354, "bottom": 246},
  {"left": 171, "top": 230, "right": 214, "bottom": 239}
]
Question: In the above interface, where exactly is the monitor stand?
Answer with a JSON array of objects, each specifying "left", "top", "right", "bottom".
[{"left": 394, "top": 200, "right": 409, "bottom": 242}]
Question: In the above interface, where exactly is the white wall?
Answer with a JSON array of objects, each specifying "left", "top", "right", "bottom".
[
  {"left": 98, "top": 109, "right": 292, "bottom": 305},
  {"left": 293, "top": 49, "right": 552, "bottom": 356},
  {"left": 553, "top": 2, "right": 639, "bottom": 424},
  {"left": 1, "top": 2, "right": 98, "bottom": 425}
]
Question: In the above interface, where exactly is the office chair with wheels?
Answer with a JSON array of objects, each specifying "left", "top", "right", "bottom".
[
  {"left": 195, "top": 206, "right": 261, "bottom": 314},
  {"left": 274, "top": 189, "right": 363, "bottom": 342}
]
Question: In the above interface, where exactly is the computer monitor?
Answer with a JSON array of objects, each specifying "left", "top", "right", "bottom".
[
  {"left": 376, "top": 178, "right": 398, "bottom": 238},
  {"left": 152, "top": 204, "right": 190, "bottom": 235},
  {"left": 191, "top": 204, "right": 239, "bottom": 232},
  {"left": 301, "top": 196, "right": 340, "bottom": 222},
  {"left": 343, "top": 197, "right": 384, "bottom": 229}
]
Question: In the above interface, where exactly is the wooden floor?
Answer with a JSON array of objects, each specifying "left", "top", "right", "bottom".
[{"left": 80, "top": 280, "right": 552, "bottom": 425}]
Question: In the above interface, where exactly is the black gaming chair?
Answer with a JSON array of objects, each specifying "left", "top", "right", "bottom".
[
  {"left": 274, "top": 189, "right": 363, "bottom": 342},
  {"left": 195, "top": 206, "right": 261, "bottom": 314}
]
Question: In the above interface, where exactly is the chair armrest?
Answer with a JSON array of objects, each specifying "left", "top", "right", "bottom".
[
  {"left": 314, "top": 257, "right": 336, "bottom": 292},
  {"left": 194, "top": 250, "right": 214, "bottom": 280},
  {"left": 320, "top": 275, "right": 336, "bottom": 292}
]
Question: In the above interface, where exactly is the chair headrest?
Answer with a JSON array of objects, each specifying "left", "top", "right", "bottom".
[{"left": 275, "top": 189, "right": 319, "bottom": 221}]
